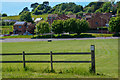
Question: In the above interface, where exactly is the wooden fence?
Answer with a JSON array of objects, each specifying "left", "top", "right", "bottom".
[{"left": 0, "top": 45, "right": 95, "bottom": 73}]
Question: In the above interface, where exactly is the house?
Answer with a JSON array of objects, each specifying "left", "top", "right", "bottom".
[
  {"left": 56, "top": 14, "right": 70, "bottom": 20},
  {"left": 4, "top": 20, "right": 17, "bottom": 23},
  {"left": 13, "top": 21, "right": 35, "bottom": 35},
  {"left": 47, "top": 14, "right": 58, "bottom": 24},
  {"left": 66, "top": 14, "right": 76, "bottom": 18},
  {"left": 47, "top": 14, "right": 77, "bottom": 24},
  {"left": 87, "top": 13, "right": 112, "bottom": 29},
  {"left": 34, "top": 17, "right": 43, "bottom": 23}
]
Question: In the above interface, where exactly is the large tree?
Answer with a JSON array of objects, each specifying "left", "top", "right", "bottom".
[
  {"left": 36, "top": 21, "right": 50, "bottom": 35},
  {"left": 20, "top": 11, "right": 33, "bottom": 23},
  {"left": 31, "top": 3, "right": 39, "bottom": 11},
  {"left": 109, "top": 17, "right": 120, "bottom": 33},
  {"left": 19, "top": 7, "right": 30, "bottom": 15},
  {"left": 64, "top": 18, "right": 77, "bottom": 34},
  {"left": 76, "top": 19, "right": 89, "bottom": 35},
  {"left": 2, "top": 13, "right": 7, "bottom": 17},
  {"left": 52, "top": 20, "right": 64, "bottom": 34}
]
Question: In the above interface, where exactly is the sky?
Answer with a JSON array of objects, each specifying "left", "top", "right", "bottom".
[
  {"left": 1, "top": 0, "right": 98, "bottom": 2},
  {"left": 1, "top": 0, "right": 119, "bottom": 2}
]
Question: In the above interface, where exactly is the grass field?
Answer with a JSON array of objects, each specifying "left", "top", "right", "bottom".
[
  {"left": 1, "top": 39, "right": 118, "bottom": 78},
  {"left": 0, "top": 25, "right": 13, "bottom": 35},
  {"left": 1, "top": 14, "right": 48, "bottom": 21}
]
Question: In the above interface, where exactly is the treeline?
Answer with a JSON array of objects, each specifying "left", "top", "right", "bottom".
[
  {"left": 19, "top": 1, "right": 120, "bottom": 16},
  {"left": 36, "top": 18, "right": 89, "bottom": 35}
]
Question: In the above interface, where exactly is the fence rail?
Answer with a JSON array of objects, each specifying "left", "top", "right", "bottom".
[
  {"left": 0, "top": 52, "right": 91, "bottom": 55},
  {"left": 0, "top": 45, "right": 95, "bottom": 73}
]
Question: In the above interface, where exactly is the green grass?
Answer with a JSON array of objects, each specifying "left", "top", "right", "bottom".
[
  {"left": 2, "top": 16, "right": 20, "bottom": 20},
  {"left": 1, "top": 39, "right": 118, "bottom": 78},
  {"left": 1, "top": 14, "right": 48, "bottom": 21},
  {"left": 32, "top": 14, "right": 48, "bottom": 20},
  {"left": 0, "top": 25, "right": 13, "bottom": 35}
]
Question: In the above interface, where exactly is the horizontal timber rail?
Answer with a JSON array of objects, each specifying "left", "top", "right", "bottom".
[
  {"left": 0, "top": 52, "right": 91, "bottom": 55},
  {"left": 0, "top": 45, "right": 95, "bottom": 73},
  {"left": 0, "top": 61, "right": 91, "bottom": 63}
]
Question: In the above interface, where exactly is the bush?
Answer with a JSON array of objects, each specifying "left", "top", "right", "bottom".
[{"left": 2, "top": 13, "right": 7, "bottom": 17}]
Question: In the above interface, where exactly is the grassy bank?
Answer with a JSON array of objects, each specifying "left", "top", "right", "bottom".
[
  {"left": 1, "top": 33, "right": 114, "bottom": 38},
  {"left": 2, "top": 39, "right": 118, "bottom": 78}
]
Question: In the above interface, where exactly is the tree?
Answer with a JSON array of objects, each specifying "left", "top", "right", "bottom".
[
  {"left": 31, "top": 3, "right": 39, "bottom": 11},
  {"left": 109, "top": 17, "right": 120, "bottom": 33},
  {"left": 19, "top": 7, "right": 30, "bottom": 15},
  {"left": 63, "top": 18, "right": 77, "bottom": 34},
  {"left": 43, "top": 1, "right": 49, "bottom": 6},
  {"left": 73, "top": 5, "right": 83, "bottom": 13},
  {"left": 36, "top": 21, "right": 50, "bottom": 35},
  {"left": 117, "top": 9, "right": 120, "bottom": 16},
  {"left": 75, "top": 19, "right": 89, "bottom": 35},
  {"left": 102, "top": 2, "right": 111, "bottom": 12},
  {"left": 52, "top": 20, "right": 64, "bottom": 34},
  {"left": 76, "top": 11, "right": 84, "bottom": 17},
  {"left": 2, "top": 13, "right": 7, "bottom": 17},
  {"left": 20, "top": 11, "right": 33, "bottom": 23}
]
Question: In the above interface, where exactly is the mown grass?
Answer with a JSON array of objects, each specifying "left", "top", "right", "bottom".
[
  {"left": 1, "top": 39, "right": 118, "bottom": 78},
  {"left": 1, "top": 16, "right": 20, "bottom": 20},
  {"left": 1, "top": 14, "right": 48, "bottom": 21}
]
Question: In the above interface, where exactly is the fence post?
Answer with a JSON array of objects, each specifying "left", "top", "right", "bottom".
[
  {"left": 50, "top": 51, "right": 53, "bottom": 71},
  {"left": 91, "top": 45, "right": 95, "bottom": 73},
  {"left": 23, "top": 51, "right": 26, "bottom": 68}
]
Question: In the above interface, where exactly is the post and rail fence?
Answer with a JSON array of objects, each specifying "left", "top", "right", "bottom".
[{"left": 0, "top": 45, "right": 95, "bottom": 73}]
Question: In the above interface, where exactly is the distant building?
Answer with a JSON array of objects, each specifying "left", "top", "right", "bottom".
[
  {"left": 47, "top": 14, "right": 58, "bottom": 24},
  {"left": 4, "top": 20, "right": 17, "bottom": 22},
  {"left": 13, "top": 21, "right": 35, "bottom": 35},
  {"left": 34, "top": 17, "right": 43, "bottom": 23},
  {"left": 86, "top": 13, "right": 112, "bottom": 29},
  {"left": 47, "top": 14, "right": 77, "bottom": 24},
  {"left": 66, "top": 14, "right": 76, "bottom": 18}
]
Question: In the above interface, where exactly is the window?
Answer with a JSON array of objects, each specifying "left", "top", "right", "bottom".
[
  {"left": 96, "top": 22, "right": 98, "bottom": 25},
  {"left": 49, "top": 17, "right": 51, "bottom": 19},
  {"left": 19, "top": 26, "right": 22, "bottom": 28}
]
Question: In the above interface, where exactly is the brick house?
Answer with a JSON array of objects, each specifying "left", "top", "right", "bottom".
[
  {"left": 13, "top": 21, "right": 35, "bottom": 35},
  {"left": 87, "top": 13, "right": 112, "bottom": 29},
  {"left": 47, "top": 14, "right": 77, "bottom": 24},
  {"left": 47, "top": 14, "right": 58, "bottom": 24}
]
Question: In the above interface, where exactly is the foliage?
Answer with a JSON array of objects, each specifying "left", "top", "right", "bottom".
[
  {"left": 36, "top": 21, "right": 50, "bottom": 35},
  {"left": 2, "top": 13, "right": 7, "bottom": 17},
  {"left": 64, "top": 18, "right": 77, "bottom": 34},
  {"left": 84, "top": 2, "right": 104, "bottom": 13},
  {"left": 76, "top": 11, "right": 84, "bottom": 17},
  {"left": 31, "top": 3, "right": 39, "bottom": 11},
  {"left": 75, "top": 19, "right": 89, "bottom": 35},
  {"left": 52, "top": 2, "right": 83, "bottom": 14},
  {"left": 19, "top": 7, "right": 30, "bottom": 15},
  {"left": 20, "top": 11, "right": 33, "bottom": 23},
  {"left": 43, "top": 1, "right": 49, "bottom": 6},
  {"left": 52, "top": 20, "right": 64, "bottom": 34},
  {"left": 63, "top": 18, "right": 89, "bottom": 35},
  {"left": 32, "top": 2, "right": 51, "bottom": 15},
  {"left": 109, "top": 16, "right": 120, "bottom": 33}
]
